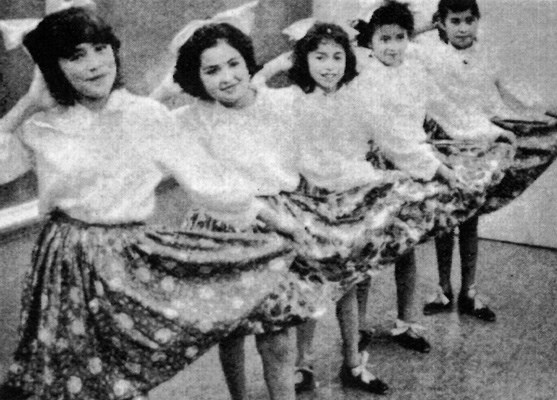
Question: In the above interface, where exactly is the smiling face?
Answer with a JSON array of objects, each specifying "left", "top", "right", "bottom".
[
  {"left": 58, "top": 42, "right": 116, "bottom": 109},
  {"left": 199, "top": 39, "right": 253, "bottom": 108},
  {"left": 307, "top": 40, "right": 346, "bottom": 93},
  {"left": 370, "top": 24, "right": 408, "bottom": 67},
  {"left": 441, "top": 9, "right": 479, "bottom": 50}
]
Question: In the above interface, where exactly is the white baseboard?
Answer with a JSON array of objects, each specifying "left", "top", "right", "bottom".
[{"left": 0, "top": 200, "right": 41, "bottom": 234}]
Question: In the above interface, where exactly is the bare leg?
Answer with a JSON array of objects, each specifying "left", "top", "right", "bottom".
[
  {"left": 255, "top": 329, "right": 295, "bottom": 400},
  {"left": 219, "top": 336, "right": 247, "bottom": 400}
]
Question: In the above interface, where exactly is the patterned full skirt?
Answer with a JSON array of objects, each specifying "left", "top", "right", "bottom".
[
  {"left": 6, "top": 211, "right": 297, "bottom": 400},
  {"left": 267, "top": 139, "right": 513, "bottom": 279},
  {"left": 481, "top": 117, "right": 557, "bottom": 213},
  {"left": 425, "top": 116, "right": 557, "bottom": 215}
]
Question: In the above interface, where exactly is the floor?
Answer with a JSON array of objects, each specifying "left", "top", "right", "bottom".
[{"left": 1, "top": 220, "right": 556, "bottom": 400}]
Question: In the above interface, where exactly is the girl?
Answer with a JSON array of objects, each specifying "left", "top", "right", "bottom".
[
  {"left": 169, "top": 21, "right": 398, "bottom": 396},
  {"left": 255, "top": 18, "right": 455, "bottom": 394},
  {"left": 356, "top": 0, "right": 464, "bottom": 354},
  {"left": 0, "top": 8, "right": 297, "bottom": 400},
  {"left": 412, "top": 0, "right": 535, "bottom": 321},
  {"left": 279, "top": 22, "right": 395, "bottom": 395},
  {"left": 170, "top": 22, "right": 318, "bottom": 400}
]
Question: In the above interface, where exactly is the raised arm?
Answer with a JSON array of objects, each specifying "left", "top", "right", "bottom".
[
  {"left": 0, "top": 68, "right": 56, "bottom": 135},
  {"left": 251, "top": 51, "right": 293, "bottom": 87}
]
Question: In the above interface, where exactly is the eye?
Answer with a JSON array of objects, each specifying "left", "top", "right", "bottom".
[
  {"left": 465, "top": 17, "right": 475, "bottom": 24},
  {"left": 94, "top": 43, "right": 109, "bottom": 52},
  {"left": 202, "top": 66, "right": 219, "bottom": 75},
  {"left": 450, "top": 18, "right": 460, "bottom": 24},
  {"left": 229, "top": 59, "right": 240, "bottom": 67},
  {"left": 396, "top": 33, "right": 406, "bottom": 40},
  {"left": 67, "top": 49, "right": 86, "bottom": 61},
  {"left": 380, "top": 35, "right": 390, "bottom": 42}
]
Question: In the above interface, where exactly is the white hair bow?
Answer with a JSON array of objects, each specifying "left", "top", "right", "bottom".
[
  {"left": 0, "top": 0, "right": 96, "bottom": 51},
  {"left": 168, "top": 1, "right": 258, "bottom": 55},
  {"left": 281, "top": 17, "right": 360, "bottom": 42}
]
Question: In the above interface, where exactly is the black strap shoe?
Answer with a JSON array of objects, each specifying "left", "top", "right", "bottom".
[
  {"left": 295, "top": 366, "right": 317, "bottom": 393},
  {"left": 391, "top": 320, "right": 431, "bottom": 353},
  {"left": 339, "top": 363, "right": 389, "bottom": 395},
  {"left": 458, "top": 293, "right": 496, "bottom": 322},
  {"left": 423, "top": 290, "right": 454, "bottom": 315}
]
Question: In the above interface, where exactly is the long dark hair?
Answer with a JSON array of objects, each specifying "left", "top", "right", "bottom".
[
  {"left": 23, "top": 7, "right": 123, "bottom": 106},
  {"left": 289, "top": 22, "right": 358, "bottom": 94}
]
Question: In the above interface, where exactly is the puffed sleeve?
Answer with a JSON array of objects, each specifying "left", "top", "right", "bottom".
[
  {"left": 495, "top": 74, "right": 550, "bottom": 120},
  {"left": 0, "top": 121, "right": 33, "bottom": 185},
  {"left": 142, "top": 102, "right": 263, "bottom": 222},
  {"left": 370, "top": 111, "right": 441, "bottom": 180},
  {"left": 360, "top": 78, "right": 442, "bottom": 181},
  {"left": 425, "top": 80, "right": 507, "bottom": 142}
]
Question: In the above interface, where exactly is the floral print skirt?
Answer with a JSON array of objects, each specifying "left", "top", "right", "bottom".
[
  {"left": 426, "top": 116, "right": 557, "bottom": 215},
  {"left": 271, "top": 140, "right": 514, "bottom": 279},
  {"left": 481, "top": 118, "right": 557, "bottom": 213},
  {"left": 6, "top": 211, "right": 296, "bottom": 400},
  {"left": 182, "top": 210, "right": 335, "bottom": 335}
]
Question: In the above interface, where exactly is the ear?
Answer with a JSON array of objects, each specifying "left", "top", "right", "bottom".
[{"left": 438, "top": 20, "right": 447, "bottom": 32}]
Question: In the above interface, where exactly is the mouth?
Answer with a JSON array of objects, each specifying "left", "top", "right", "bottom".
[
  {"left": 320, "top": 73, "right": 339, "bottom": 80},
  {"left": 87, "top": 73, "right": 108, "bottom": 83},
  {"left": 220, "top": 82, "right": 239, "bottom": 93}
]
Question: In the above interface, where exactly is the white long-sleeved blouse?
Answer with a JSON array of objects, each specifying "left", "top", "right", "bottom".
[
  {"left": 1, "top": 89, "right": 258, "bottom": 224},
  {"left": 409, "top": 37, "right": 547, "bottom": 139},
  {"left": 356, "top": 57, "right": 443, "bottom": 180},
  {"left": 277, "top": 84, "right": 388, "bottom": 191},
  {"left": 172, "top": 87, "right": 301, "bottom": 198}
]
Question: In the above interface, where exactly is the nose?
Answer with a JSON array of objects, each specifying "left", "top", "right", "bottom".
[
  {"left": 220, "top": 66, "right": 236, "bottom": 83},
  {"left": 323, "top": 59, "right": 337, "bottom": 71},
  {"left": 85, "top": 54, "right": 103, "bottom": 72}
]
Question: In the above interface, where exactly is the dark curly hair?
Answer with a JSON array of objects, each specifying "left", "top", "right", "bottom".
[
  {"left": 367, "top": 1, "right": 414, "bottom": 42},
  {"left": 288, "top": 22, "right": 358, "bottom": 94},
  {"left": 23, "top": 7, "right": 123, "bottom": 107},
  {"left": 173, "top": 23, "right": 257, "bottom": 100},
  {"left": 436, "top": 0, "right": 481, "bottom": 43}
]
